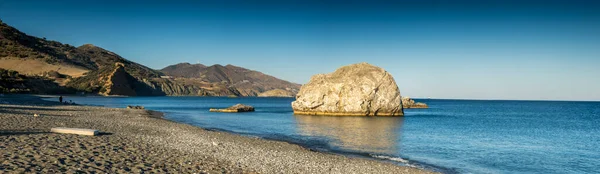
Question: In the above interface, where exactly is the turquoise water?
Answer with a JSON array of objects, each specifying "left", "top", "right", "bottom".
[{"left": 46, "top": 96, "right": 600, "bottom": 173}]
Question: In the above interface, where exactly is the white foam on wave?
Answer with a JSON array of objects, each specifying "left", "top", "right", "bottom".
[
  {"left": 371, "top": 154, "right": 410, "bottom": 163},
  {"left": 370, "top": 154, "right": 424, "bottom": 169}
]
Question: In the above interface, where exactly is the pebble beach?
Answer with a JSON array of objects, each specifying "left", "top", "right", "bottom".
[{"left": 0, "top": 95, "right": 434, "bottom": 173}]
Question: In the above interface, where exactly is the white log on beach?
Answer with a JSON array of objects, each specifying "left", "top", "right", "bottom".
[{"left": 50, "top": 127, "right": 99, "bottom": 136}]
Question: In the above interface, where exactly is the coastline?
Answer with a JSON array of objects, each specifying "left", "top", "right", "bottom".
[{"left": 0, "top": 95, "right": 434, "bottom": 173}]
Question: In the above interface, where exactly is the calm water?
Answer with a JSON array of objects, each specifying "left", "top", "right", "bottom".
[{"left": 45, "top": 96, "right": 600, "bottom": 174}]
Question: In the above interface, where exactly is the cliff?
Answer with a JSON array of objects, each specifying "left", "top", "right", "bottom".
[
  {"left": 142, "top": 78, "right": 241, "bottom": 96},
  {"left": 99, "top": 63, "right": 140, "bottom": 96}
]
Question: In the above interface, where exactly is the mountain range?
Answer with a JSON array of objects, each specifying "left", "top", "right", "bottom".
[{"left": 0, "top": 20, "right": 300, "bottom": 97}]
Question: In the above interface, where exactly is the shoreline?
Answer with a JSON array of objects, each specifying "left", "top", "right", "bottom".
[
  {"left": 201, "top": 126, "right": 450, "bottom": 173},
  {"left": 0, "top": 95, "right": 435, "bottom": 173}
]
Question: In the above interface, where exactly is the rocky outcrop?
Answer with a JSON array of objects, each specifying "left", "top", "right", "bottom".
[
  {"left": 100, "top": 63, "right": 137, "bottom": 96},
  {"left": 291, "top": 63, "right": 403, "bottom": 116},
  {"left": 258, "top": 89, "right": 296, "bottom": 97},
  {"left": 210, "top": 104, "right": 255, "bottom": 113},
  {"left": 65, "top": 62, "right": 164, "bottom": 96},
  {"left": 402, "top": 97, "right": 428, "bottom": 108}
]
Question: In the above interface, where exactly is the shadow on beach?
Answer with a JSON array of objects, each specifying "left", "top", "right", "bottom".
[
  {"left": 0, "top": 94, "right": 76, "bottom": 106},
  {"left": 0, "top": 94, "right": 62, "bottom": 105},
  {"left": 0, "top": 129, "right": 50, "bottom": 136}
]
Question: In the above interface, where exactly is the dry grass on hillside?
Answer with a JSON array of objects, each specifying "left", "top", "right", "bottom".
[{"left": 0, "top": 58, "right": 89, "bottom": 77}]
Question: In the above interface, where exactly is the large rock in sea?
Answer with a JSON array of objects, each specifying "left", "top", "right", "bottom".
[{"left": 292, "top": 63, "right": 403, "bottom": 116}]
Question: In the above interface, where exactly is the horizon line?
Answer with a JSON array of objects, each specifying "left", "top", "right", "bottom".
[{"left": 412, "top": 97, "right": 600, "bottom": 102}]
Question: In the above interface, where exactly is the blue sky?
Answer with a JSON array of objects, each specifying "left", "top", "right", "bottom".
[{"left": 1, "top": 0, "right": 599, "bottom": 100}]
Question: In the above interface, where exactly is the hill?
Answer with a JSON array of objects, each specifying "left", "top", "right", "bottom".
[
  {"left": 0, "top": 20, "right": 299, "bottom": 96},
  {"left": 0, "top": 20, "right": 165, "bottom": 95},
  {"left": 161, "top": 63, "right": 301, "bottom": 96},
  {"left": 0, "top": 21, "right": 160, "bottom": 78},
  {"left": 160, "top": 63, "right": 207, "bottom": 77}
]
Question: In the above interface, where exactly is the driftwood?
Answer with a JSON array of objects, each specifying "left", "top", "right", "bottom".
[{"left": 50, "top": 127, "right": 99, "bottom": 136}]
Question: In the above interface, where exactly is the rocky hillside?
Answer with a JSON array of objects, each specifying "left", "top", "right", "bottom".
[
  {"left": 161, "top": 63, "right": 301, "bottom": 96},
  {"left": 0, "top": 21, "right": 160, "bottom": 77},
  {"left": 0, "top": 20, "right": 222, "bottom": 96},
  {"left": 0, "top": 20, "right": 167, "bottom": 96},
  {"left": 159, "top": 63, "right": 207, "bottom": 77},
  {"left": 0, "top": 21, "right": 89, "bottom": 69}
]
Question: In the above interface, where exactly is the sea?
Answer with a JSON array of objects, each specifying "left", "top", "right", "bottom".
[{"left": 44, "top": 96, "right": 600, "bottom": 174}]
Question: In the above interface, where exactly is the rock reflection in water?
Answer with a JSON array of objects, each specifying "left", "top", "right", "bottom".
[{"left": 294, "top": 115, "right": 404, "bottom": 154}]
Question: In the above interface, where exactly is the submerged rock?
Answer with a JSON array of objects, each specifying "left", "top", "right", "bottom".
[
  {"left": 402, "top": 97, "right": 428, "bottom": 109},
  {"left": 210, "top": 104, "right": 255, "bottom": 113},
  {"left": 291, "top": 63, "right": 403, "bottom": 116}
]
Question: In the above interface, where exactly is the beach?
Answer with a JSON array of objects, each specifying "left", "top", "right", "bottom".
[{"left": 0, "top": 96, "right": 433, "bottom": 174}]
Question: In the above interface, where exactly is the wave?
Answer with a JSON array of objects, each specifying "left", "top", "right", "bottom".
[
  {"left": 370, "top": 154, "right": 411, "bottom": 163},
  {"left": 371, "top": 154, "right": 459, "bottom": 174},
  {"left": 370, "top": 154, "right": 423, "bottom": 169}
]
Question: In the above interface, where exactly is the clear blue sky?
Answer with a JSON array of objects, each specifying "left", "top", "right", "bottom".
[{"left": 1, "top": 0, "right": 599, "bottom": 101}]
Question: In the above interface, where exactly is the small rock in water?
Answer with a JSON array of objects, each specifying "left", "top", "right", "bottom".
[
  {"left": 126, "top": 105, "right": 145, "bottom": 109},
  {"left": 402, "top": 96, "right": 428, "bottom": 109},
  {"left": 209, "top": 104, "right": 255, "bottom": 113}
]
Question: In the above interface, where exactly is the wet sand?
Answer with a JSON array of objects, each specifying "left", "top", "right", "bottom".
[{"left": 0, "top": 95, "right": 434, "bottom": 173}]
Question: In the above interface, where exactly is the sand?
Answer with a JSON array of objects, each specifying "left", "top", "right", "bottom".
[{"left": 0, "top": 95, "right": 435, "bottom": 173}]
